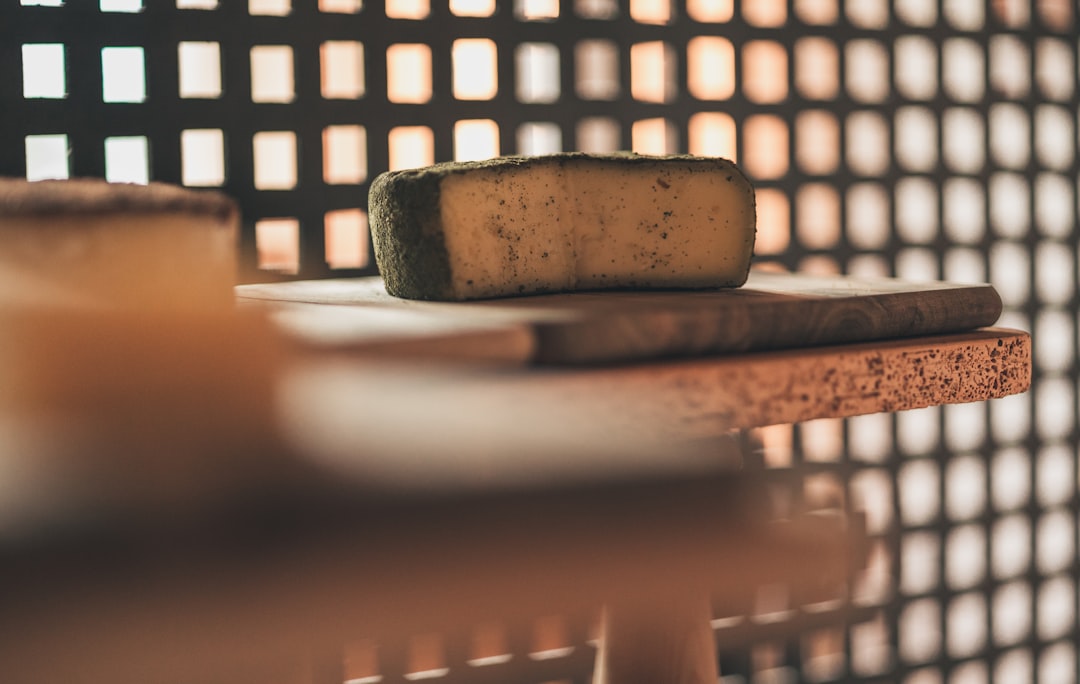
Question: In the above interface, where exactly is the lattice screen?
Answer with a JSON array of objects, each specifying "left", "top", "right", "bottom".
[{"left": 3, "top": 0, "right": 1078, "bottom": 682}]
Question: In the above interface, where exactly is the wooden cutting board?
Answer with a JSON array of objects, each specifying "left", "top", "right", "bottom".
[{"left": 236, "top": 271, "right": 1002, "bottom": 365}]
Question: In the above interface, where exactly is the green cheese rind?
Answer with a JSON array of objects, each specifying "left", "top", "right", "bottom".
[
  {"left": 369, "top": 153, "right": 756, "bottom": 301},
  {"left": 369, "top": 168, "right": 454, "bottom": 300}
]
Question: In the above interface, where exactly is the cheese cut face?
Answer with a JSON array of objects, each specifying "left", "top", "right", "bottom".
[{"left": 370, "top": 153, "right": 756, "bottom": 301}]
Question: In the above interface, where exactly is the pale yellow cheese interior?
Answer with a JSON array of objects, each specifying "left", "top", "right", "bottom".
[{"left": 437, "top": 162, "right": 753, "bottom": 299}]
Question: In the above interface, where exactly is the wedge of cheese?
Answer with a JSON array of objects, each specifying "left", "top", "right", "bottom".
[
  {"left": 370, "top": 153, "right": 756, "bottom": 301},
  {"left": 0, "top": 178, "right": 238, "bottom": 311}
]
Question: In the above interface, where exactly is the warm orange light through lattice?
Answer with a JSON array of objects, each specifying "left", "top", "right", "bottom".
[
  {"left": 249, "top": 0, "right": 291, "bottom": 15},
  {"left": 321, "top": 41, "right": 364, "bottom": 99},
  {"left": 796, "top": 183, "right": 841, "bottom": 249},
  {"left": 755, "top": 189, "right": 790, "bottom": 255},
  {"left": 453, "top": 39, "right": 498, "bottom": 100},
  {"left": 319, "top": 0, "right": 361, "bottom": 12},
  {"left": 743, "top": 115, "right": 789, "bottom": 179},
  {"left": 743, "top": 0, "right": 786, "bottom": 26},
  {"left": 757, "top": 424, "right": 793, "bottom": 467},
  {"left": 630, "top": 0, "right": 672, "bottom": 24},
  {"left": 449, "top": 0, "right": 494, "bottom": 15},
  {"left": 454, "top": 119, "right": 500, "bottom": 161},
  {"left": 631, "top": 41, "right": 674, "bottom": 103},
  {"left": 386, "top": 44, "right": 432, "bottom": 103},
  {"left": 576, "top": 117, "right": 620, "bottom": 153},
  {"left": 386, "top": 0, "right": 429, "bottom": 18},
  {"left": 631, "top": 118, "right": 675, "bottom": 155},
  {"left": 250, "top": 45, "right": 295, "bottom": 103},
  {"left": 518, "top": 0, "right": 559, "bottom": 20},
  {"left": 794, "top": 37, "right": 838, "bottom": 100},
  {"left": 687, "top": 37, "right": 734, "bottom": 100},
  {"left": 686, "top": 0, "right": 732, "bottom": 22},
  {"left": 323, "top": 125, "right": 367, "bottom": 184},
  {"left": 799, "top": 255, "right": 841, "bottom": 275},
  {"left": 743, "top": 41, "right": 788, "bottom": 104},
  {"left": 575, "top": 40, "right": 620, "bottom": 100},
  {"left": 794, "top": 0, "right": 837, "bottom": 25},
  {"left": 256, "top": 218, "right": 300, "bottom": 273},
  {"left": 388, "top": 126, "right": 434, "bottom": 170},
  {"left": 688, "top": 112, "right": 736, "bottom": 160},
  {"left": 796, "top": 110, "right": 839, "bottom": 174},
  {"left": 324, "top": 209, "right": 368, "bottom": 269},
  {"left": 252, "top": 131, "right": 298, "bottom": 189}
]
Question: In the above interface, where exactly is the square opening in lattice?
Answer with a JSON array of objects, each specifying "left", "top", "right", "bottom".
[
  {"left": 253, "top": 131, "right": 298, "bottom": 190},
  {"left": 101, "top": 47, "right": 147, "bottom": 103},
  {"left": 386, "top": 0, "right": 428, "bottom": 19},
  {"left": 453, "top": 39, "right": 498, "bottom": 100},
  {"left": 575, "top": 117, "right": 620, "bottom": 153},
  {"left": 575, "top": 40, "right": 620, "bottom": 100},
  {"left": 516, "top": 43, "right": 560, "bottom": 104},
  {"left": 323, "top": 125, "right": 367, "bottom": 184},
  {"left": 388, "top": 126, "right": 433, "bottom": 171},
  {"left": 256, "top": 218, "right": 300, "bottom": 273},
  {"left": 454, "top": 120, "right": 500, "bottom": 161},
  {"left": 178, "top": 42, "right": 222, "bottom": 98},
  {"left": 846, "top": 0, "right": 888, "bottom": 28},
  {"left": 846, "top": 40, "right": 889, "bottom": 103},
  {"left": 687, "top": 112, "right": 736, "bottom": 159},
  {"left": 899, "top": 599, "right": 943, "bottom": 664},
  {"left": 743, "top": 0, "right": 785, "bottom": 26},
  {"left": 795, "top": 184, "right": 840, "bottom": 249},
  {"left": 325, "top": 209, "right": 369, "bottom": 269},
  {"left": 630, "top": 0, "right": 672, "bottom": 24},
  {"left": 181, "top": 129, "right": 226, "bottom": 186},
  {"left": 517, "top": 122, "right": 562, "bottom": 155},
  {"left": 104, "top": 136, "right": 150, "bottom": 184},
  {"left": 516, "top": 0, "right": 558, "bottom": 20},
  {"left": 22, "top": 44, "right": 66, "bottom": 99},
  {"left": 251, "top": 46, "right": 295, "bottom": 103},
  {"left": 319, "top": 0, "right": 361, "bottom": 12},
  {"left": 743, "top": 41, "right": 787, "bottom": 104},
  {"left": 176, "top": 0, "right": 217, "bottom": 8},
  {"left": 794, "top": 38, "right": 838, "bottom": 100},
  {"left": 249, "top": 0, "right": 291, "bottom": 15},
  {"left": 321, "top": 41, "right": 365, "bottom": 99},
  {"left": 743, "top": 115, "right": 789, "bottom": 180},
  {"left": 575, "top": 0, "right": 617, "bottom": 19},
  {"left": 631, "top": 118, "right": 677, "bottom": 155},
  {"left": 1037, "top": 578, "right": 1075, "bottom": 641},
  {"left": 943, "top": 108, "right": 985, "bottom": 174},
  {"left": 794, "top": 0, "right": 837, "bottom": 24},
  {"left": 754, "top": 188, "right": 791, "bottom": 254},
  {"left": 386, "top": 44, "right": 432, "bottom": 103},
  {"left": 795, "top": 110, "right": 839, "bottom": 175},
  {"left": 630, "top": 42, "right": 676, "bottom": 103},
  {"left": 896, "top": 0, "right": 936, "bottom": 26},
  {"left": 100, "top": 0, "right": 143, "bottom": 11},
  {"left": 450, "top": 0, "right": 494, "bottom": 16},
  {"left": 895, "top": 176, "right": 939, "bottom": 244},
  {"left": 687, "top": 37, "right": 734, "bottom": 100},
  {"left": 686, "top": 0, "right": 732, "bottom": 22},
  {"left": 846, "top": 112, "right": 890, "bottom": 177},
  {"left": 24, "top": 134, "right": 70, "bottom": 181}
]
